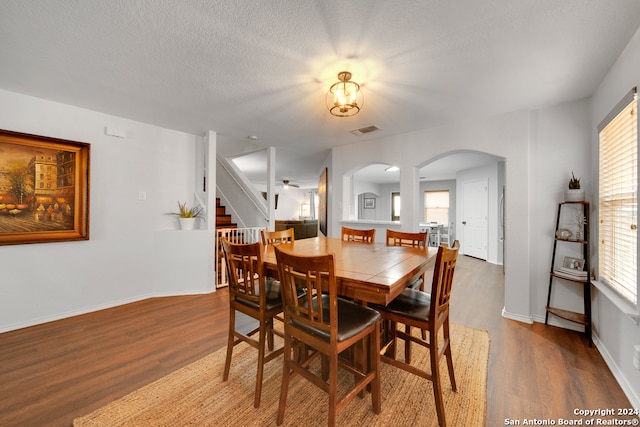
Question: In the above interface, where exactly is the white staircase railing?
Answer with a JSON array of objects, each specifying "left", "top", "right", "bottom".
[{"left": 216, "top": 227, "right": 264, "bottom": 288}]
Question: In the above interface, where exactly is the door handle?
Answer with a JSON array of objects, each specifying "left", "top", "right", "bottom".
[{"left": 462, "top": 221, "right": 467, "bottom": 225}]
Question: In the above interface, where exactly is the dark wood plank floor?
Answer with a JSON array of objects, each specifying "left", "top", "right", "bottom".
[{"left": 0, "top": 255, "right": 632, "bottom": 426}]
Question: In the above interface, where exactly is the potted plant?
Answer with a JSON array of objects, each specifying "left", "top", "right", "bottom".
[
  {"left": 168, "top": 201, "right": 204, "bottom": 230},
  {"left": 565, "top": 172, "right": 585, "bottom": 202}
]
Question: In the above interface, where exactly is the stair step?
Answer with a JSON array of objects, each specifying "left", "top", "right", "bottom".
[
  {"left": 217, "top": 223, "right": 237, "bottom": 229},
  {"left": 216, "top": 214, "right": 234, "bottom": 223},
  {"left": 215, "top": 198, "right": 236, "bottom": 229}
]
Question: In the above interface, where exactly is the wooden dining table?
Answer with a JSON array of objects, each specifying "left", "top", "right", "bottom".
[{"left": 262, "top": 236, "right": 436, "bottom": 305}]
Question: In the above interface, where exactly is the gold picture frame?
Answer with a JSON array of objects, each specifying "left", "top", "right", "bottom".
[{"left": 0, "top": 129, "right": 90, "bottom": 245}]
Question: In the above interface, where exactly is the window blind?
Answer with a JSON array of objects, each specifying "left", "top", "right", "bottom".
[
  {"left": 598, "top": 87, "right": 638, "bottom": 306},
  {"left": 424, "top": 190, "right": 449, "bottom": 224}
]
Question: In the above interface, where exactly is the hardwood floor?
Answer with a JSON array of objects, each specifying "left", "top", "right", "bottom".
[{"left": 0, "top": 255, "right": 631, "bottom": 426}]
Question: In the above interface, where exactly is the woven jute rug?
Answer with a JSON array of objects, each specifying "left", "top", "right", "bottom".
[{"left": 74, "top": 323, "right": 489, "bottom": 427}]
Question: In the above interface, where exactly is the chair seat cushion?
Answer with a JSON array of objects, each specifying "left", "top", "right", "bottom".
[
  {"left": 294, "top": 295, "right": 380, "bottom": 342},
  {"left": 373, "top": 288, "right": 431, "bottom": 322},
  {"left": 235, "top": 278, "right": 283, "bottom": 311}
]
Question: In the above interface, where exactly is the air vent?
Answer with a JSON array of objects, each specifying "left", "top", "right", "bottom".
[{"left": 350, "top": 125, "right": 380, "bottom": 136}]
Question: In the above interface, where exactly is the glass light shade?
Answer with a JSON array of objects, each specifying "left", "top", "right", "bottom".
[{"left": 326, "top": 71, "right": 363, "bottom": 117}]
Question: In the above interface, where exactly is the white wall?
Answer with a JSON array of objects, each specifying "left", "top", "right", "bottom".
[
  {"left": 0, "top": 89, "right": 215, "bottom": 332},
  {"left": 331, "top": 111, "right": 532, "bottom": 322},
  {"left": 529, "top": 98, "right": 592, "bottom": 328},
  {"left": 589, "top": 26, "right": 640, "bottom": 409}
]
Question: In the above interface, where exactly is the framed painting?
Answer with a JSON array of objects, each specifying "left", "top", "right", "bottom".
[
  {"left": 0, "top": 129, "right": 90, "bottom": 245},
  {"left": 364, "top": 197, "right": 376, "bottom": 209}
]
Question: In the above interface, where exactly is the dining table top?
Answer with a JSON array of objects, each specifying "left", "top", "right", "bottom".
[{"left": 262, "top": 236, "right": 436, "bottom": 305}]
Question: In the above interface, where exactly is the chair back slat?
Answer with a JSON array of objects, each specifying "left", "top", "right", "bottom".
[
  {"left": 341, "top": 226, "right": 376, "bottom": 243},
  {"left": 275, "top": 246, "right": 335, "bottom": 339},
  {"left": 261, "top": 228, "right": 294, "bottom": 246},
  {"left": 386, "top": 229, "right": 428, "bottom": 249},
  {"left": 221, "top": 237, "right": 265, "bottom": 305},
  {"left": 430, "top": 240, "right": 460, "bottom": 318}
]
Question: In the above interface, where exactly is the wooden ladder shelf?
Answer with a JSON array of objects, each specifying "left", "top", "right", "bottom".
[{"left": 544, "top": 201, "right": 592, "bottom": 345}]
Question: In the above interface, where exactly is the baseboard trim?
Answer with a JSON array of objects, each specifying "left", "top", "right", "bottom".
[
  {"left": 530, "top": 313, "right": 585, "bottom": 333},
  {"left": 0, "top": 287, "right": 217, "bottom": 334},
  {"left": 592, "top": 332, "right": 640, "bottom": 410},
  {"left": 501, "top": 307, "right": 534, "bottom": 324}
]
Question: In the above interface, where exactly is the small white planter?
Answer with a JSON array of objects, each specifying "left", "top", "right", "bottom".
[
  {"left": 564, "top": 189, "right": 585, "bottom": 202},
  {"left": 178, "top": 218, "right": 196, "bottom": 230}
]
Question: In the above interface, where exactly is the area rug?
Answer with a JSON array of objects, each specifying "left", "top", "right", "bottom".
[{"left": 74, "top": 323, "right": 489, "bottom": 427}]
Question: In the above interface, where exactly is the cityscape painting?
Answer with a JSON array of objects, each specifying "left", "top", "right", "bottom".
[{"left": 0, "top": 129, "right": 89, "bottom": 245}]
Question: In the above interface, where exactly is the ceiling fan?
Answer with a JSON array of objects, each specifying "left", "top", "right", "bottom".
[{"left": 281, "top": 179, "right": 299, "bottom": 189}]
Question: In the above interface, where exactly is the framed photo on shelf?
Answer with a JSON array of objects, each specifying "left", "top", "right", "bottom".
[
  {"left": 363, "top": 198, "right": 375, "bottom": 209},
  {"left": 562, "top": 256, "right": 585, "bottom": 271},
  {"left": 0, "top": 129, "right": 90, "bottom": 245}
]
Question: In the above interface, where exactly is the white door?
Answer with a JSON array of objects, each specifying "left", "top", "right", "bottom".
[{"left": 462, "top": 179, "right": 488, "bottom": 260}]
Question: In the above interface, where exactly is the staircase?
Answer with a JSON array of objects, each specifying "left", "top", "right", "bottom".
[
  {"left": 216, "top": 198, "right": 235, "bottom": 287},
  {"left": 215, "top": 199, "right": 265, "bottom": 288},
  {"left": 216, "top": 198, "right": 236, "bottom": 229}
]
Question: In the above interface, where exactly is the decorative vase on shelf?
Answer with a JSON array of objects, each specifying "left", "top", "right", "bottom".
[
  {"left": 565, "top": 172, "right": 584, "bottom": 202},
  {"left": 565, "top": 189, "right": 585, "bottom": 202},
  {"left": 179, "top": 217, "right": 196, "bottom": 230},
  {"left": 167, "top": 202, "right": 204, "bottom": 230}
]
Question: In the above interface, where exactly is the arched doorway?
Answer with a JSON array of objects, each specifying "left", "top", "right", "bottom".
[{"left": 418, "top": 151, "right": 505, "bottom": 265}]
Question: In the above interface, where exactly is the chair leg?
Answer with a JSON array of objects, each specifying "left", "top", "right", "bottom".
[
  {"left": 430, "top": 329, "right": 447, "bottom": 427},
  {"left": 321, "top": 354, "right": 329, "bottom": 381},
  {"left": 328, "top": 352, "right": 339, "bottom": 427},
  {"left": 404, "top": 324, "right": 412, "bottom": 363},
  {"left": 267, "top": 317, "right": 275, "bottom": 351},
  {"left": 277, "top": 335, "right": 293, "bottom": 426},
  {"left": 387, "top": 320, "right": 397, "bottom": 358},
  {"left": 356, "top": 338, "right": 367, "bottom": 395},
  {"left": 419, "top": 274, "right": 427, "bottom": 340},
  {"left": 443, "top": 320, "right": 457, "bottom": 391},
  {"left": 222, "top": 309, "right": 236, "bottom": 381},
  {"left": 370, "top": 322, "right": 381, "bottom": 414},
  {"left": 254, "top": 321, "right": 267, "bottom": 408}
]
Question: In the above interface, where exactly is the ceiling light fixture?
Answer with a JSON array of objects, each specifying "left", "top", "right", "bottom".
[
  {"left": 385, "top": 166, "right": 399, "bottom": 172},
  {"left": 326, "top": 71, "right": 363, "bottom": 117}
]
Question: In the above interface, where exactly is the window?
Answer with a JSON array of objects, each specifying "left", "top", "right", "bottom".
[
  {"left": 391, "top": 192, "right": 400, "bottom": 221},
  {"left": 598, "top": 87, "right": 638, "bottom": 307},
  {"left": 424, "top": 190, "right": 449, "bottom": 224}
]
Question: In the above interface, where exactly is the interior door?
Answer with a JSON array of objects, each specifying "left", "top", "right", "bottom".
[{"left": 462, "top": 178, "right": 488, "bottom": 260}]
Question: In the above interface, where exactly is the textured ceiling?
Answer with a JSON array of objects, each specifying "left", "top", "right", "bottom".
[{"left": 1, "top": 0, "right": 640, "bottom": 186}]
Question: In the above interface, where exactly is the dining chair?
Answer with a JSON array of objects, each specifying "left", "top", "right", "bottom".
[
  {"left": 341, "top": 226, "right": 376, "bottom": 243},
  {"left": 220, "top": 237, "right": 284, "bottom": 408},
  {"left": 371, "top": 240, "right": 460, "bottom": 427},
  {"left": 385, "top": 229, "right": 428, "bottom": 291},
  {"left": 274, "top": 245, "right": 381, "bottom": 427},
  {"left": 261, "top": 228, "right": 294, "bottom": 246},
  {"left": 386, "top": 229, "right": 430, "bottom": 340},
  {"left": 440, "top": 223, "right": 453, "bottom": 246}
]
